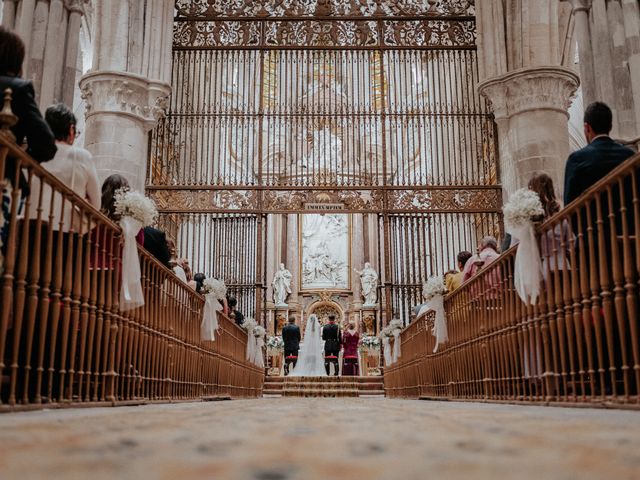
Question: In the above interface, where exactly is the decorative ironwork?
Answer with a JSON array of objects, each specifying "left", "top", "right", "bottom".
[{"left": 148, "top": 3, "right": 502, "bottom": 325}]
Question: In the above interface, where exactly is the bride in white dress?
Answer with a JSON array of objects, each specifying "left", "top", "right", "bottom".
[{"left": 289, "top": 314, "right": 326, "bottom": 377}]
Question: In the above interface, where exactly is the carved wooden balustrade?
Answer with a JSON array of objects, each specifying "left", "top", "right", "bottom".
[
  {"left": 0, "top": 93, "right": 262, "bottom": 410},
  {"left": 385, "top": 153, "right": 640, "bottom": 407}
]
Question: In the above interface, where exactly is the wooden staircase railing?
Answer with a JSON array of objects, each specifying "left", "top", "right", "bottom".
[
  {"left": 0, "top": 90, "right": 263, "bottom": 410},
  {"left": 385, "top": 152, "right": 640, "bottom": 407}
]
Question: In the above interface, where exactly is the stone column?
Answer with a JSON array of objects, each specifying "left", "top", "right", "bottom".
[
  {"left": 79, "top": 0, "right": 172, "bottom": 190},
  {"left": 1, "top": 0, "right": 18, "bottom": 28},
  {"left": 568, "top": 0, "right": 597, "bottom": 106},
  {"left": 479, "top": 67, "right": 579, "bottom": 195},
  {"left": 286, "top": 214, "right": 300, "bottom": 308},
  {"left": 39, "top": 0, "right": 64, "bottom": 108},
  {"left": 61, "top": 1, "right": 83, "bottom": 106}
]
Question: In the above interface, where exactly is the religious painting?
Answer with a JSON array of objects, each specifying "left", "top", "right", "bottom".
[{"left": 299, "top": 214, "right": 351, "bottom": 291}]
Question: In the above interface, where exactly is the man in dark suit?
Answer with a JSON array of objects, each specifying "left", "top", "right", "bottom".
[
  {"left": 564, "top": 101, "right": 635, "bottom": 206},
  {"left": 322, "top": 315, "right": 342, "bottom": 376},
  {"left": 282, "top": 316, "right": 301, "bottom": 375},
  {"left": 0, "top": 27, "right": 57, "bottom": 192}
]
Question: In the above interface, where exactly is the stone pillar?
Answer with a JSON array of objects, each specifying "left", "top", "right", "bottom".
[
  {"left": 39, "top": 0, "right": 64, "bottom": 108},
  {"left": 479, "top": 67, "right": 579, "bottom": 195},
  {"left": 61, "top": 1, "right": 83, "bottom": 106},
  {"left": 569, "top": 0, "right": 597, "bottom": 106},
  {"left": 286, "top": 214, "right": 300, "bottom": 308},
  {"left": 79, "top": 0, "right": 173, "bottom": 190},
  {"left": 476, "top": 1, "right": 580, "bottom": 197},
  {"left": 2, "top": 0, "right": 18, "bottom": 28}
]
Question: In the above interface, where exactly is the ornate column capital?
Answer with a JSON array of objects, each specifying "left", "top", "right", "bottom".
[
  {"left": 79, "top": 71, "right": 171, "bottom": 131},
  {"left": 478, "top": 66, "right": 580, "bottom": 120},
  {"left": 563, "top": 0, "right": 592, "bottom": 14}
]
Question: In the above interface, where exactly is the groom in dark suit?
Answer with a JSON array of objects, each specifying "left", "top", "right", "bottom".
[
  {"left": 281, "top": 316, "right": 301, "bottom": 375},
  {"left": 322, "top": 315, "right": 342, "bottom": 376}
]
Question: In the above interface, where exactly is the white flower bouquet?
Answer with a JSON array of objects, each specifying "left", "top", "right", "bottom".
[
  {"left": 202, "top": 278, "right": 227, "bottom": 300},
  {"left": 242, "top": 317, "right": 258, "bottom": 334},
  {"left": 253, "top": 325, "right": 266, "bottom": 338},
  {"left": 267, "top": 336, "right": 284, "bottom": 354},
  {"left": 503, "top": 188, "right": 544, "bottom": 230},
  {"left": 503, "top": 188, "right": 544, "bottom": 305},
  {"left": 422, "top": 275, "right": 446, "bottom": 300},
  {"left": 114, "top": 188, "right": 158, "bottom": 226},
  {"left": 360, "top": 335, "right": 381, "bottom": 354}
]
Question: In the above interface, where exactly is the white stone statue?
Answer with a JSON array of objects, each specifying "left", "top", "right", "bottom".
[
  {"left": 272, "top": 263, "right": 292, "bottom": 307},
  {"left": 355, "top": 262, "right": 378, "bottom": 306}
]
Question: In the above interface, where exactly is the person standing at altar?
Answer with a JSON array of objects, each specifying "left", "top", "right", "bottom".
[
  {"left": 282, "top": 316, "right": 301, "bottom": 376},
  {"left": 342, "top": 321, "right": 360, "bottom": 376},
  {"left": 322, "top": 315, "right": 342, "bottom": 376}
]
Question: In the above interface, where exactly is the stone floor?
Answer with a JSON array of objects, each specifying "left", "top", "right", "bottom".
[{"left": 0, "top": 399, "right": 639, "bottom": 480}]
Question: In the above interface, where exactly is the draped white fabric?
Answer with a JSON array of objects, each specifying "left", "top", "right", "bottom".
[
  {"left": 246, "top": 333, "right": 257, "bottom": 363},
  {"left": 119, "top": 216, "right": 144, "bottom": 311},
  {"left": 511, "top": 223, "right": 542, "bottom": 305},
  {"left": 382, "top": 337, "right": 393, "bottom": 366},
  {"left": 429, "top": 295, "right": 448, "bottom": 353},
  {"left": 254, "top": 336, "right": 265, "bottom": 368},
  {"left": 392, "top": 330, "right": 401, "bottom": 362},
  {"left": 289, "top": 314, "right": 326, "bottom": 377},
  {"left": 200, "top": 293, "right": 221, "bottom": 341}
]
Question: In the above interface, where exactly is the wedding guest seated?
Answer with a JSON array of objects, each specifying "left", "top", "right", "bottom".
[
  {"left": 227, "top": 296, "right": 244, "bottom": 326},
  {"left": 92, "top": 174, "right": 144, "bottom": 269},
  {"left": 564, "top": 102, "right": 635, "bottom": 206},
  {"left": 143, "top": 227, "right": 171, "bottom": 269},
  {"left": 445, "top": 250, "right": 473, "bottom": 291},
  {"left": 193, "top": 273, "right": 206, "bottom": 294},
  {"left": 0, "top": 27, "right": 56, "bottom": 191},
  {"left": 342, "top": 321, "right": 360, "bottom": 376},
  {"left": 176, "top": 257, "right": 196, "bottom": 288},
  {"left": 462, "top": 237, "right": 500, "bottom": 283}
]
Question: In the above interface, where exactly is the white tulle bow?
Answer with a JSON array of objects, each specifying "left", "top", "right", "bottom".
[
  {"left": 382, "top": 337, "right": 393, "bottom": 366},
  {"left": 392, "top": 329, "right": 402, "bottom": 362},
  {"left": 200, "top": 293, "right": 222, "bottom": 341},
  {"left": 119, "top": 216, "right": 144, "bottom": 311},
  {"left": 511, "top": 223, "right": 542, "bottom": 305}
]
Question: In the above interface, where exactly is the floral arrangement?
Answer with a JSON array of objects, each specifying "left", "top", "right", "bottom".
[
  {"left": 423, "top": 275, "right": 446, "bottom": 300},
  {"left": 114, "top": 188, "right": 158, "bottom": 226},
  {"left": 267, "top": 335, "right": 284, "bottom": 353},
  {"left": 360, "top": 335, "right": 381, "bottom": 354},
  {"left": 202, "top": 278, "right": 227, "bottom": 299},
  {"left": 253, "top": 325, "right": 266, "bottom": 338},
  {"left": 503, "top": 188, "right": 544, "bottom": 229},
  {"left": 242, "top": 317, "right": 258, "bottom": 334}
]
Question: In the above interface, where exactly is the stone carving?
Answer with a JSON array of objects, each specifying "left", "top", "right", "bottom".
[
  {"left": 272, "top": 263, "right": 292, "bottom": 307},
  {"left": 363, "top": 314, "right": 375, "bottom": 335},
  {"left": 79, "top": 72, "right": 171, "bottom": 130},
  {"left": 174, "top": 0, "right": 475, "bottom": 19},
  {"left": 301, "top": 214, "right": 349, "bottom": 290},
  {"left": 147, "top": 189, "right": 258, "bottom": 211},
  {"left": 386, "top": 188, "right": 503, "bottom": 212},
  {"left": 355, "top": 262, "right": 378, "bottom": 306}
]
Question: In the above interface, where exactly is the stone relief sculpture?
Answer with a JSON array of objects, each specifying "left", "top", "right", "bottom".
[
  {"left": 355, "top": 262, "right": 378, "bottom": 306},
  {"left": 272, "top": 263, "right": 292, "bottom": 306},
  {"left": 301, "top": 214, "right": 349, "bottom": 290}
]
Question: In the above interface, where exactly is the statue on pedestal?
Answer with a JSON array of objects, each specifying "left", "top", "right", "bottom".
[
  {"left": 272, "top": 263, "right": 292, "bottom": 307},
  {"left": 355, "top": 262, "right": 378, "bottom": 306}
]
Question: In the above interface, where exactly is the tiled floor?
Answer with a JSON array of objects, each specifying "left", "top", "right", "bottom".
[{"left": 0, "top": 398, "right": 639, "bottom": 480}]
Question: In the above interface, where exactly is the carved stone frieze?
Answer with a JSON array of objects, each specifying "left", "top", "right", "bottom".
[
  {"left": 173, "top": 20, "right": 260, "bottom": 48},
  {"left": 174, "top": 0, "right": 475, "bottom": 19},
  {"left": 382, "top": 20, "right": 476, "bottom": 48},
  {"left": 79, "top": 71, "right": 171, "bottom": 130},
  {"left": 264, "top": 20, "right": 378, "bottom": 47},
  {"left": 263, "top": 189, "right": 383, "bottom": 212}
]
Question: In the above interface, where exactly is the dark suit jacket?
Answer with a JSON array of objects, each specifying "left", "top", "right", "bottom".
[
  {"left": 563, "top": 137, "right": 635, "bottom": 206},
  {"left": 0, "top": 76, "right": 56, "bottom": 192},
  {"left": 281, "top": 323, "right": 301, "bottom": 352},
  {"left": 322, "top": 323, "right": 342, "bottom": 353},
  {"left": 142, "top": 227, "right": 171, "bottom": 268}
]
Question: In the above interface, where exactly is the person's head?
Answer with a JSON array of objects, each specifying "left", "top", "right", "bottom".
[
  {"left": 167, "top": 239, "right": 177, "bottom": 259},
  {"left": 584, "top": 102, "right": 613, "bottom": 143},
  {"left": 279, "top": 263, "right": 284, "bottom": 269},
  {"left": 456, "top": 251, "right": 473, "bottom": 271},
  {"left": 364, "top": 262, "right": 370, "bottom": 268},
  {"left": 45, "top": 103, "right": 78, "bottom": 144},
  {"left": 0, "top": 27, "right": 25, "bottom": 77},
  {"left": 101, "top": 174, "right": 130, "bottom": 220},
  {"left": 348, "top": 320, "right": 356, "bottom": 330},
  {"left": 288, "top": 315, "right": 296, "bottom": 324},
  {"left": 528, "top": 172, "right": 560, "bottom": 218},
  {"left": 177, "top": 258, "right": 192, "bottom": 281},
  {"left": 228, "top": 296, "right": 237, "bottom": 309},
  {"left": 479, "top": 236, "right": 498, "bottom": 253},
  {"left": 194, "top": 273, "right": 205, "bottom": 293},
  {"left": 328, "top": 315, "right": 336, "bottom": 323}
]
